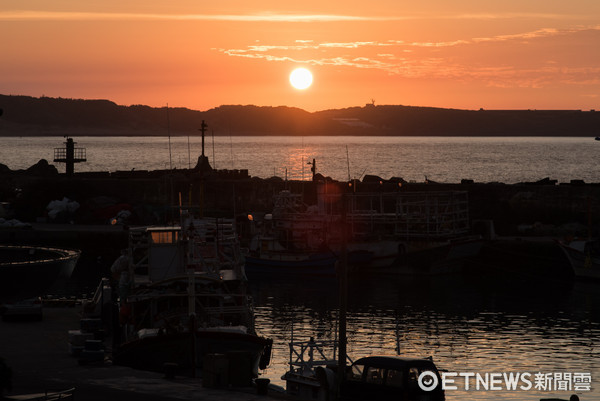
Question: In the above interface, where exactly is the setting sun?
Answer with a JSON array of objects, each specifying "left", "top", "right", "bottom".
[{"left": 289, "top": 68, "right": 313, "bottom": 90}]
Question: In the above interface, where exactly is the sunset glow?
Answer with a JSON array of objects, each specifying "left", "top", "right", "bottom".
[{"left": 1, "top": 1, "right": 599, "bottom": 111}]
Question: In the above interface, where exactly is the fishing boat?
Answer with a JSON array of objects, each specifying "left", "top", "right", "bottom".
[
  {"left": 282, "top": 337, "right": 446, "bottom": 401},
  {"left": 113, "top": 275, "right": 271, "bottom": 377},
  {"left": 245, "top": 237, "right": 338, "bottom": 276},
  {"left": 340, "top": 356, "right": 445, "bottom": 401},
  {"left": 0, "top": 245, "right": 80, "bottom": 302},
  {"left": 246, "top": 190, "right": 339, "bottom": 276},
  {"left": 557, "top": 239, "right": 600, "bottom": 279},
  {"left": 245, "top": 185, "right": 481, "bottom": 277},
  {"left": 83, "top": 213, "right": 272, "bottom": 379}
]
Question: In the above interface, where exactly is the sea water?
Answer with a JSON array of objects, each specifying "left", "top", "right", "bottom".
[
  {"left": 3, "top": 135, "right": 600, "bottom": 400},
  {"left": 250, "top": 274, "right": 600, "bottom": 401},
  {"left": 1, "top": 136, "right": 599, "bottom": 183}
]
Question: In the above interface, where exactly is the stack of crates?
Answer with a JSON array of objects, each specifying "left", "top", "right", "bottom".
[
  {"left": 67, "top": 329, "right": 94, "bottom": 356},
  {"left": 78, "top": 339, "right": 105, "bottom": 364},
  {"left": 68, "top": 318, "right": 105, "bottom": 364}
]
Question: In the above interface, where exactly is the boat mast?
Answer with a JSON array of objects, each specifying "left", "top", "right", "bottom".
[
  {"left": 337, "top": 193, "right": 348, "bottom": 391},
  {"left": 188, "top": 273, "right": 197, "bottom": 377}
]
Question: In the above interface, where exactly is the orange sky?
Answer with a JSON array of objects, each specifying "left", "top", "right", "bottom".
[{"left": 1, "top": 1, "right": 599, "bottom": 111}]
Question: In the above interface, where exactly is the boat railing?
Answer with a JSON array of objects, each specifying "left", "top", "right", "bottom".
[
  {"left": 128, "top": 290, "right": 249, "bottom": 302},
  {"left": 288, "top": 337, "right": 353, "bottom": 373},
  {"left": 329, "top": 190, "right": 471, "bottom": 237}
]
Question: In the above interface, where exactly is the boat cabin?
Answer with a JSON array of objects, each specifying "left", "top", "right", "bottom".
[
  {"left": 145, "top": 227, "right": 186, "bottom": 281},
  {"left": 128, "top": 217, "right": 246, "bottom": 283},
  {"left": 340, "top": 356, "right": 445, "bottom": 401}
]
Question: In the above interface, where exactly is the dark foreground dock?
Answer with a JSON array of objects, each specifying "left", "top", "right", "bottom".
[{"left": 0, "top": 307, "right": 285, "bottom": 401}]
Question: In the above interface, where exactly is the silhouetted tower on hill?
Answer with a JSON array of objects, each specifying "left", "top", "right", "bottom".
[{"left": 53, "top": 137, "right": 86, "bottom": 176}]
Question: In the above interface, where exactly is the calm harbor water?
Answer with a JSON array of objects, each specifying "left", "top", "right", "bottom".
[
  {"left": 1, "top": 136, "right": 600, "bottom": 183},
  {"left": 250, "top": 274, "right": 600, "bottom": 401}
]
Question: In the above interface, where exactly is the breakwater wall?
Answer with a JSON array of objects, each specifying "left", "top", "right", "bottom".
[{"left": 1, "top": 161, "right": 599, "bottom": 238}]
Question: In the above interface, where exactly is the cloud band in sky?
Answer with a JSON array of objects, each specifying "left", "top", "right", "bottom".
[{"left": 217, "top": 26, "right": 600, "bottom": 88}]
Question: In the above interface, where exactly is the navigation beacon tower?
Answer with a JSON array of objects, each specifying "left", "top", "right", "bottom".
[{"left": 53, "top": 137, "right": 87, "bottom": 176}]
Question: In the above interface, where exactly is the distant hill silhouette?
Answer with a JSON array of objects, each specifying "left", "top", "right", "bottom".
[{"left": 0, "top": 94, "right": 599, "bottom": 136}]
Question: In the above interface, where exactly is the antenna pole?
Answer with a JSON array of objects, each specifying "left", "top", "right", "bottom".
[
  {"left": 301, "top": 136, "right": 305, "bottom": 181},
  {"left": 212, "top": 129, "right": 216, "bottom": 170},
  {"left": 346, "top": 145, "right": 351, "bottom": 181},
  {"left": 167, "top": 103, "right": 172, "bottom": 170},
  {"left": 230, "top": 134, "right": 234, "bottom": 169},
  {"left": 187, "top": 135, "right": 191, "bottom": 169}
]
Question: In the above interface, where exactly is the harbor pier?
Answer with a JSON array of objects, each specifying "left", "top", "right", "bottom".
[{"left": 1, "top": 161, "right": 598, "bottom": 239}]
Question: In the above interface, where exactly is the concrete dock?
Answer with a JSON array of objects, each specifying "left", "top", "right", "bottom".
[{"left": 0, "top": 306, "right": 286, "bottom": 400}]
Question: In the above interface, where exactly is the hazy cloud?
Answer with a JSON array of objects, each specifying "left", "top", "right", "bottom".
[
  {"left": 0, "top": 10, "right": 592, "bottom": 22},
  {"left": 0, "top": 10, "right": 388, "bottom": 22}
]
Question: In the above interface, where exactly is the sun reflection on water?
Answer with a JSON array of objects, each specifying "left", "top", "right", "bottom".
[{"left": 250, "top": 275, "right": 600, "bottom": 401}]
